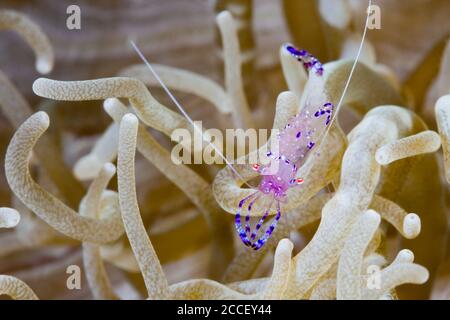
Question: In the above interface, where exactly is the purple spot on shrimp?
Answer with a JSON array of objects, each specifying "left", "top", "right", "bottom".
[
  {"left": 286, "top": 45, "right": 306, "bottom": 57},
  {"left": 235, "top": 192, "right": 284, "bottom": 250},
  {"left": 296, "top": 131, "right": 302, "bottom": 138},
  {"left": 307, "top": 141, "right": 315, "bottom": 149},
  {"left": 285, "top": 44, "right": 324, "bottom": 75},
  {"left": 303, "top": 62, "right": 312, "bottom": 69},
  {"left": 314, "top": 111, "right": 320, "bottom": 117},
  {"left": 285, "top": 45, "right": 297, "bottom": 54}
]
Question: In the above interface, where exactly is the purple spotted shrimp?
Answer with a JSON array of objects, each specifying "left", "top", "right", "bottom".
[
  {"left": 235, "top": 44, "right": 334, "bottom": 250},
  {"left": 130, "top": 40, "right": 335, "bottom": 251}
]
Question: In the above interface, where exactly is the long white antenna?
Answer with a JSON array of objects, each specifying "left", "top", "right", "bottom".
[
  {"left": 302, "top": 0, "right": 372, "bottom": 185},
  {"left": 323, "top": 0, "right": 372, "bottom": 135},
  {"left": 129, "top": 40, "right": 253, "bottom": 188}
]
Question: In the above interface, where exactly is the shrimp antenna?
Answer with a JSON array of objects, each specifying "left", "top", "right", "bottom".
[
  {"left": 322, "top": 0, "right": 372, "bottom": 138},
  {"left": 301, "top": 0, "right": 372, "bottom": 184},
  {"left": 129, "top": 40, "right": 254, "bottom": 188}
]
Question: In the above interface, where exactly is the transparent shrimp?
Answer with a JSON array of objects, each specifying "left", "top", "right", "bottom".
[
  {"left": 235, "top": 44, "right": 334, "bottom": 250},
  {"left": 129, "top": 0, "right": 370, "bottom": 251}
]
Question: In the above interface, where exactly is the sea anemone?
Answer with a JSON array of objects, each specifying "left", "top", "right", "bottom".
[{"left": 0, "top": 1, "right": 449, "bottom": 300}]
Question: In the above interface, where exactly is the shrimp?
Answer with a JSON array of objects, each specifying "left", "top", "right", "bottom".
[
  {"left": 129, "top": 0, "right": 370, "bottom": 248},
  {"left": 235, "top": 44, "right": 334, "bottom": 250}
]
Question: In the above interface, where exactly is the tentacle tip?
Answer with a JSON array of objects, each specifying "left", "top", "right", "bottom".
[
  {"left": 32, "top": 78, "right": 50, "bottom": 96},
  {"left": 216, "top": 10, "right": 232, "bottom": 25},
  {"left": 103, "top": 98, "right": 122, "bottom": 112},
  {"left": 73, "top": 154, "right": 103, "bottom": 180},
  {"left": 420, "top": 268, "right": 430, "bottom": 284},
  {"left": 396, "top": 249, "right": 415, "bottom": 263},
  {"left": 277, "top": 90, "right": 298, "bottom": 102},
  {"left": 403, "top": 213, "right": 421, "bottom": 239},
  {"left": 122, "top": 113, "right": 138, "bottom": 125},
  {"left": 365, "top": 209, "right": 381, "bottom": 223},
  {"left": 36, "top": 59, "right": 53, "bottom": 75},
  {"left": 102, "top": 162, "right": 117, "bottom": 177},
  {"left": 278, "top": 238, "right": 294, "bottom": 252},
  {"left": 0, "top": 207, "right": 21, "bottom": 228},
  {"left": 374, "top": 149, "right": 389, "bottom": 165},
  {"left": 33, "top": 111, "right": 50, "bottom": 127},
  {"left": 435, "top": 94, "right": 450, "bottom": 112},
  {"left": 429, "top": 131, "right": 442, "bottom": 151}
]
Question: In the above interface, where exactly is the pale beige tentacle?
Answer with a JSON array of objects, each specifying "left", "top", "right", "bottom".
[
  {"left": 105, "top": 98, "right": 234, "bottom": 275},
  {"left": 375, "top": 131, "right": 441, "bottom": 165},
  {"left": 119, "top": 64, "right": 229, "bottom": 113},
  {"left": 0, "top": 10, "right": 53, "bottom": 74},
  {"left": 362, "top": 263, "right": 429, "bottom": 300},
  {"left": 5, "top": 112, "right": 124, "bottom": 243},
  {"left": 74, "top": 123, "right": 120, "bottom": 181},
  {"left": 217, "top": 11, "right": 253, "bottom": 128},
  {"left": 336, "top": 210, "right": 381, "bottom": 300},
  {"left": 0, "top": 275, "right": 38, "bottom": 300},
  {"left": 0, "top": 207, "right": 20, "bottom": 228},
  {"left": 285, "top": 107, "right": 421, "bottom": 298},
  {"left": 435, "top": 94, "right": 450, "bottom": 183},
  {"left": 371, "top": 195, "right": 421, "bottom": 239},
  {"left": 81, "top": 163, "right": 119, "bottom": 300},
  {"left": 117, "top": 113, "right": 169, "bottom": 299},
  {"left": 259, "top": 239, "right": 294, "bottom": 299},
  {"left": 32, "top": 77, "right": 190, "bottom": 137}
]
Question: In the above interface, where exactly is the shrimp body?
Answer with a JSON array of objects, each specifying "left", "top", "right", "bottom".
[{"left": 236, "top": 44, "right": 334, "bottom": 250}]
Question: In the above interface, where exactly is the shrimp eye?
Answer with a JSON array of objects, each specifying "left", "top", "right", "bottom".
[{"left": 252, "top": 164, "right": 260, "bottom": 171}]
